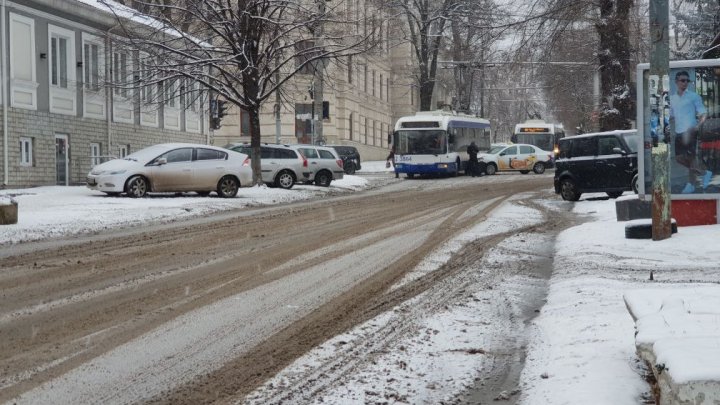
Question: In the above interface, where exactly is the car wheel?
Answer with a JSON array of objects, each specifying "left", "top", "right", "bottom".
[
  {"left": 632, "top": 173, "right": 639, "bottom": 194},
  {"left": 196, "top": 191, "right": 211, "bottom": 197},
  {"left": 125, "top": 176, "right": 148, "bottom": 198},
  {"left": 315, "top": 170, "right": 332, "bottom": 187},
  {"left": 533, "top": 162, "right": 546, "bottom": 174},
  {"left": 485, "top": 164, "right": 497, "bottom": 175},
  {"left": 275, "top": 170, "right": 295, "bottom": 189},
  {"left": 217, "top": 176, "right": 239, "bottom": 198},
  {"left": 606, "top": 191, "right": 623, "bottom": 198},
  {"left": 344, "top": 161, "right": 356, "bottom": 175},
  {"left": 560, "top": 178, "right": 581, "bottom": 201}
]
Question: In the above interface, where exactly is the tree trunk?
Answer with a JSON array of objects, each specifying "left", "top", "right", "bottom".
[
  {"left": 248, "top": 107, "right": 263, "bottom": 186},
  {"left": 596, "top": 0, "right": 634, "bottom": 131}
]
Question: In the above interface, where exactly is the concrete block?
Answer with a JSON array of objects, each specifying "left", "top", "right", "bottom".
[
  {"left": 0, "top": 201, "right": 18, "bottom": 224},
  {"left": 654, "top": 337, "right": 720, "bottom": 405},
  {"left": 615, "top": 196, "right": 651, "bottom": 221}
]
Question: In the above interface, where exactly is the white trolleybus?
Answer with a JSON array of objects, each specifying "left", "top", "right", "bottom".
[
  {"left": 512, "top": 119, "right": 565, "bottom": 155},
  {"left": 392, "top": 111, "right": 492, "bottom": 178}
]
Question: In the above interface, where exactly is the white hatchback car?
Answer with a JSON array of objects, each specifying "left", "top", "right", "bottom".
[
  {"left": 86, "top": 143, "right": 252, "bottom": 198},
  {"left": 479, "top": 143, "right": 554, "bottom": 175},
  {"left": 290, "top": 145, "right": 345, "bottom": 187}
]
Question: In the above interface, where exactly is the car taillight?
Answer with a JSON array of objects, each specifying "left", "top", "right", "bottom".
[
  {"left": 242, "top": 157, "right": 251, "bottom": 167},
  {"left": 336, "top": 159, "right": 344, "bottom": 168},
  {"left": 301, "top": 156, "right": 308, "bottom": 167}
]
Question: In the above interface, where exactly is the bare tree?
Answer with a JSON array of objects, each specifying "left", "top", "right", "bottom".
[
  {"left": 101, "top": 0, "right": 371, "bottom": 185},
  {"left": 385, "top": 0, "right": 463, "bottom": 111},
  {"left": 508, "top": 0, "right": 637, "bottom": 131},
  {"left": 672, "top": 0, "right": 720, "bottom": 59},
  {"left": 446, "top": 0, "right": 509, "bottom": 115}
]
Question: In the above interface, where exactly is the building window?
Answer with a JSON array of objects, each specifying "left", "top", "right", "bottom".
[
  {"left": 113, "top": 51, "right": 129, "bottom": 98},
  {"left": 90, "top": 143, "right": 101, "bottom": 166},
  {"left": 184, "top": 79, "right": 199, "bottom": 112},
  {"left": 50, "top": 33, "right": 70, "bottom": 88},
  {"left": 364, "top": 117, "right": 368, "bottom": 144},
  {"left": 295, "top": 104, "right": 313, "bottom": 144},
  {"left": 140, "top": 58, "right": 156, "bottom": 104},
  {"left": 387, "top": 77, "right": 390, "bottom": 102},
  {"left": 240, "top": 108, "right": 251, "bottom": 136},
  {"left": 164, "top": 78, "right": 178, "bottom": 108},
  {"left": 378, "top": 21, "right": 384, "bottom": 50},
  {"left": 347, "top": 56, "right": 353, "bottom": 84},
  {"left": 48, "top": 25, "right": 76, "bottom": 115},
  {"left": 349, "top": 113, "right": 354, "bottom": 140},
  {"left": 9, "top": 13, "right": 37, "bottom": 110},
  {"left": 372, "top": 70, "right": 376, "bottom": 96},
  {"left": 295, "top": 40, "right": 317, "bottom": 75},
  {"left": 364, "top": 65, "right": 368, "bottom": 93},
  {"left": 20, "top": 137, "right": 33, "bottom": 166},
  {"left": 83, "top": 42, "right": 100, "bottom": 91},
  {"left": 119, "top": 145, "right": 128, "bottom": 158},
  {"left": 379, "top": 73, "right": 383, "bottom": 100},
  {"left": 411, "top": 86, "right": 414, "bottom": 106}
]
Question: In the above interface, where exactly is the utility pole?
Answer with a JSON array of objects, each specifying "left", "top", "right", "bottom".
[
  {"left": 312, "top": 0, "right": 326, "bottom": 145},
  {"left": 649, "top": 0, "right": 672, "bottom": 240},
  {"left": 275, "top": 54, "right": 281, "bottom": 145}
]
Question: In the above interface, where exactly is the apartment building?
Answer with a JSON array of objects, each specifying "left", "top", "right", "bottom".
[{"left": 0, "top": 0, "right": 209, "bottom": 188}]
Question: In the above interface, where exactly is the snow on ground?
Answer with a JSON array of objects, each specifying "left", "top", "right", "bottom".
[
  {"left": 0, "top": 166, "right": 376, "bottom": 246},
  {"left": 2, "top": 163, "right": 719, "bottom": 404}
]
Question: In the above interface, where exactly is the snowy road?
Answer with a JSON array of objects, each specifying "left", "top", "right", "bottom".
[{"left": 1, "top": 173, "right": 568, "bottom": 404}]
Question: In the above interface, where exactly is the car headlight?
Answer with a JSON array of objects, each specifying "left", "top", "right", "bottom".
[{"left": 109, "top": 169, "right": 127, "bottom": 175}]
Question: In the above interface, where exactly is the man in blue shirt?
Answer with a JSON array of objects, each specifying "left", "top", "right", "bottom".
[{"left": 670, "top": 70, "right": 711, "bottom": 193}]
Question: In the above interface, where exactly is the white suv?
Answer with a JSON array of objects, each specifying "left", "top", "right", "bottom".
[
  {"left": 226, "top": 143, "right": 309, "bottom": 189},
  {"left": 290, "top": 145, "right": 345, "bottom": 187}
]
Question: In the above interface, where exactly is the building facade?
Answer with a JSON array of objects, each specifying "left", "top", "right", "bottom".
[{"left": 1, "top": 0, "right": 209, "bottom": 188}]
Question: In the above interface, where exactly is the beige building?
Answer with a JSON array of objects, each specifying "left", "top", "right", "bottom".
[{"left": 214, "top": 2, "right": 450, "bottom": 161}]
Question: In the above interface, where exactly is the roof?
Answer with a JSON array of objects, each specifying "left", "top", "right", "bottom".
[{"left": 562, "top": 129, "right": 637, "bottom": 140}]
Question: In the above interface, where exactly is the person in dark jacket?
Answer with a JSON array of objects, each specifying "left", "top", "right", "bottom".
[
  {"left": 466, "top": 142, "right": 487, "bottom": 177},
  {"left": 387, "top": 147, "right": 398, "bottom": 178},
  {"left": 467, "top": 142, "right": 479, "bottom": 177}
]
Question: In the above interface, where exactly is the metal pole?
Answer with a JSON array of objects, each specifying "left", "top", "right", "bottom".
[
  {"left": 649, "top": 0, "right": 672, "bottom": 240},
  {"left": 479, "top": 48, "right": 485, "bottom": 117},
  {"left": 2, "top": 0, "right": 8, "bottom": 186},
  {"left": 313, "top": 0, "right": 325, "bottom": 145},
  {"left": 275, "top": 62, "right": 281, "bottom": 145}
]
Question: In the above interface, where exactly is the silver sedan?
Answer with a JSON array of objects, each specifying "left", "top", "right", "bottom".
[{"left": 87, "top": 143, "right": 252, "bottom": 198}]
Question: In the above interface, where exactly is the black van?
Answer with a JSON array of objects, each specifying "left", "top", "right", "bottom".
[{"left": 554, "top": 130, "right": 640, "bottom": 201}]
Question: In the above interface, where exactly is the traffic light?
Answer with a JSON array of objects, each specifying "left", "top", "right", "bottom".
[
  {"left": 210, "top": 99, "right": 229, "bottom": 130},
  {"left": 217, "top": 100, "right": 229, "bottom": 119}
]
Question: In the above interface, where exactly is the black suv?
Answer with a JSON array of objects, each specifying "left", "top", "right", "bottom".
[
  {"left": 329, "top": 145, "right": 361, "bottom": 174},
  {"left": 554, "top": 130, "right": 640, "bottom": 201}
]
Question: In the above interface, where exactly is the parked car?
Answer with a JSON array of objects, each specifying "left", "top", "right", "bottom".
[
  {"left": 478, "top": 143, "right": 554, "bottom": 175},
  {"left": 290, "top": 145, "right": 345, "bottom": 187},
  {"left": 329, "top": 145, "right": 362, "bottom": 174},
  {"left": 226, "top": 143, "right": 309, "bottom": 189},
  {"left": 553, "top": 130, "right": 639, "bottom": 201},
  {"left": 86, "top": 143, "right": 252, "bottom": 198}
]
